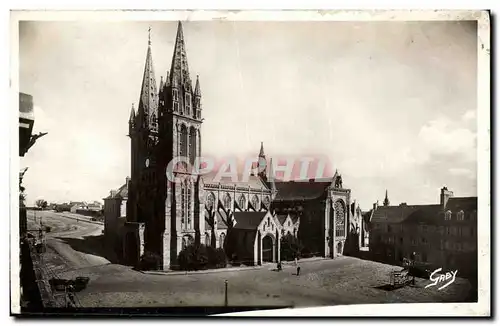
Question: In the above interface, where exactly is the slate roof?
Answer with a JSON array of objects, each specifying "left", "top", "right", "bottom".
[
  {"left": 370, "top": 205, "right": 430, "bottom": 224},
  {"left": 273, "top": 180, "right": 331, "bottom": 202},
  {"left": 276, "top": 214, "right": 288, "bottom": 226},
  {"left": 371, "top": 195, "right": 478, "bottom": 226},
  {"left": 403, "top": 205, "right": 443, "bottom": 225},
  {"left": 201, "top": 171, "right": 270, "bottom": 190},
  {"left": 216, "top": 209, "right": 229, "bottom": 230},
  {"left": 232, "top": 211, "right": 267, "bottom": 230},
  {"left": 362, "top": 210, "right": 373, "bottom": 225},
  {"left": 445, "top": 197, "right": 477, "bottom": 212}
]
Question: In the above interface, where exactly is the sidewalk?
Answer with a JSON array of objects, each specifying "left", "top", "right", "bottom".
[{"left": 141, "top": 256, "right": 331, "bottom": 276}]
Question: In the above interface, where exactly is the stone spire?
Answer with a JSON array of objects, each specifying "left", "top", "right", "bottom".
[
  {"left": 259, "top": 141, "right": 265, "bottom": 158},
  {"left": 257, "top": 142, "right": 267, "bottom": 181},
  {"left": 159, "top": 76, "right": 164, "bottom": 91},
  {"left": 169, "top": 21, "right": 191, "bottom": 88},
  {"left": 138, "top": 27, "right": 158, "bottom": 131},
  {"left": 383, "top": 189, "right": 390, "bottom": 206}
]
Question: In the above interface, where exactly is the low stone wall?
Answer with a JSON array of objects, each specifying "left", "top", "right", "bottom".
[{"left": 26, "top": 240, "right": 58, "bottom": 308}]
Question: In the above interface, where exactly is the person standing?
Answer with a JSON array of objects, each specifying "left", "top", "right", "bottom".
[{"left": 296, "top": 265, "right": 301, "bottom": 276}]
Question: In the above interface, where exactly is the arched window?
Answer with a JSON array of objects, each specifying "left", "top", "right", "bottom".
[
  {"left": 187, "top": 181, "right": 192, "bottom": 228},
  {"left": 445, "top": 210, "right": 452, "bottom": 220},
  {"left": 219, "top": 233, "right": 225, "bottom": 248},
  {"left": 185, "top": 93, "right": 192, "bottom": 116},
  {"left": 182, "top": 237, "right": 187, "bottom": 250},
  {"left": 189, "top": 127, "right": 197, "bottom": 165},
  {"left": 179, "top": 124, "right": 188, "bottom": 161},
  {"left": 223, "top": 193, "right": 231, "bottom": 210},
  {"left": 251, "top": 195, "right": 259, "bottom": 211},
  {"left": 205, "top": 233, "right": 210, "bottom": 246},
  {"left": 457, "top": 210, "right": 465, "bottom": 221},
  {"left": 335, "top": 200, "right": 346, "bottom": 237},
  {"left": 238, "top": 194, "right": 246, "bottom": 210},
  {"left": 150, "top": 113, "right": 157, "bottom": 131},
  {"left": 181, "top": 182, "right": 186, "bottom": 229},
  {"left": 206, "top": 192, "right": 215, "bottom": 211}
]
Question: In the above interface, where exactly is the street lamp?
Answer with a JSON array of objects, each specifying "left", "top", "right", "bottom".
[{"left": 224, "top": 280, "right": 228, "bottom": 306}]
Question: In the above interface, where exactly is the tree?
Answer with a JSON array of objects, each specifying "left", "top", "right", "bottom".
[
  {"left": 35, "top": 199, "right": 48, "bottom": 209},
  {"left": 281, "top": 233, "right": 303, "bottom": 261}
]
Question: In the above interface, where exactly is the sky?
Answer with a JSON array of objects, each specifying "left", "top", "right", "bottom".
[{"left": 19, "top": 20, "right": 478, "bottom": 209}]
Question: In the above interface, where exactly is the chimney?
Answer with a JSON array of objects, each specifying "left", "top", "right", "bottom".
[
  {"left": 372, "top": 201, "right": 378, "bottom": 211},
  {"left": 110, "top": 190, "right": 117, "bottom": 197},
  {"left": 400, "top": 202, "right": 407, "bottom": 206},
  {"left": 440, "top": 186, "right": 454, "bottom": 208},
  {"left": 126, "top": 176, "right": 131, "bottom": 188}
]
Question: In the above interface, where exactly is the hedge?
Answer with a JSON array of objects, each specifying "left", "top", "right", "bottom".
[{"left": 178, "top": 244, "right": 227, "bottom": 271}]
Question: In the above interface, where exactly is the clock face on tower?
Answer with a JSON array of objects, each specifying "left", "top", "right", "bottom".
[{"left": 145, "top": 158, "right": 150, "bottom": 168}]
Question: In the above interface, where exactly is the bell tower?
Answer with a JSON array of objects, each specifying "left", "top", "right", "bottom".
[{"left": 158, "top": 21, "right": 204, "bottom": 269}]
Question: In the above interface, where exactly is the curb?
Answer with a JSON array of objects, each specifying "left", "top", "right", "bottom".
[{"left": 141, "top": 265, "right": 262, "bottom": 276}]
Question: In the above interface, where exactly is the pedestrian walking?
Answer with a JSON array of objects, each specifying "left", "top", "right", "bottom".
[{"left": 296, "top": 265, "right": 301, "bottom": 276}]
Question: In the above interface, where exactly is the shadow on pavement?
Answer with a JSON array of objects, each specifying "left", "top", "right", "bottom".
[
  {"left": 56, "top": 234, "right": 119, "bottom": 264},
  {"left": 374, "top": 284, "right": 397, "bottom": 291}
]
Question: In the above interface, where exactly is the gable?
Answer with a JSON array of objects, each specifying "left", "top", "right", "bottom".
[{"left": 258, "top": 211, "right": 281, "bottom": 234}]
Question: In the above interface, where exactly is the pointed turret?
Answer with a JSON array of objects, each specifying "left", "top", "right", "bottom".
[
  {"left": 195, "top": 75, "right": 201, "bottom": 97},
  {"left": 169, "top": 21, "right": 191, "bottom": 88},
  {"left": 159, "top": 76, "right": 164, "bottom": 91},
  {"left": 129, "top": 103, "right": 135, "bottom": 123},
  {"left": 128, "top": 103, "right": 136, "bottom": 136},
  {"left": 138, "top": 27, "right": 158, "bottom": 131},
  {"left": 383, "top": 190, "right": 390, "bottom": 206},
  {"left": 165, "top": 71, "right": 170, "bottom": 88},
  {"left": 268, "top": 157, "right": 277, "bottom": 194}
]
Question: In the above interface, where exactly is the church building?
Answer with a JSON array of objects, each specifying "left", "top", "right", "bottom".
[{"left": 105, "top": 22, "right": 355, "bottom": 270}]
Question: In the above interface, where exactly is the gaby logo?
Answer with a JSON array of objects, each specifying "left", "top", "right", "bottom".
[{"left": 425, "top": 268, "right": 458, "bottom": 290}]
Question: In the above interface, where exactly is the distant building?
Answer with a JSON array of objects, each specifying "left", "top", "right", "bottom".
[
  {"left": 368, "top": 187, "right": 477, "bottom": 279},
  {"left": 87, "top": 201, "right": 103, "bottom": 211},
  {"left": 69, "top": 202, "right": 87, "bottom": 213}
]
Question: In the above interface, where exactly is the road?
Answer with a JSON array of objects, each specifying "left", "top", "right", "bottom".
[
  {"left": 27, "top": 210, "right": 111, "bottom": 274},
  {"left": 26, "top": 210, "right": 473, "bottom": 309}
]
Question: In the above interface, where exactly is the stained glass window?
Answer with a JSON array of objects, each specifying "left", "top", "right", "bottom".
[
  {"left": 251, "top": 195, "right": 259, "bottom": 210},
  {"left": 223, "top": 193, "right": 231, "bottom": 210},
  {"left": 335, "top": 200, "right": 345, "bottom": 237},
  {"left": 238, "top": 194, "right": 246, "bottom": 210},
  {"left": 206, "top": 192, "right": 215, "bottom": 210}
]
